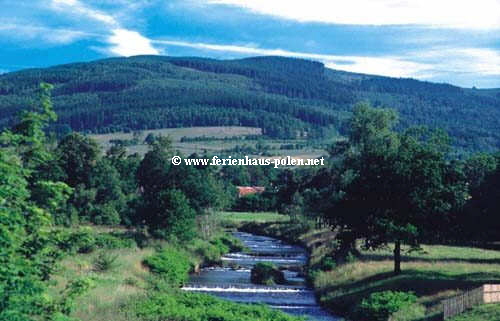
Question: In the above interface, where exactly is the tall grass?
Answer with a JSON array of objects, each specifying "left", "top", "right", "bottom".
[{"left": 313, "top": 244, "right": 500, "bottom": 320}]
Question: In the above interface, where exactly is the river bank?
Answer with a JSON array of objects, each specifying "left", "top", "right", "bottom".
[
  {"left": 237, "top": 220, "right": 500, "bottom": 321},
  {"left": 48, "top": 226, "right": 304, "bottom": 321}
]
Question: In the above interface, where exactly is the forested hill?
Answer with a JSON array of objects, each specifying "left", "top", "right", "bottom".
[{"left": 0, "top": 55, "right": 499, "bottom": 151}]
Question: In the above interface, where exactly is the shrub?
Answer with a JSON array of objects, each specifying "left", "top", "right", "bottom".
[
  {"left": 67, "top": 228, "right": 96, "bottom": 253},
  {"left": 210, "top": 237, "right": 230, "bottom": 255},
  {"left": 57, "top": 277, "right": 95, "bottom": 315},
  {"left": 133, "top": 291, "right": 302, "bottom": 321},
  {"left": 251, "top": 262, "right": 286, "bottom": 285},
  {"left": 219, "top": 234, "right": 245, "bottom": 252},
  {"left": 356, "top": 291, "right": 418, "bottom": 321},
  {"left": 124, "top": 277, "right": 139, "bottom": 287},
  {"left": 92, "top": 251, "right": 120, "bottom": 272},
  {"left": 51, "top": 229, "right": 137, "bottom": 255},
  {"left": 318, "top": 255, "right": 336, "bottom": 271},
  {"left": 390, "top": 303, "right": 426, "bottom": 321},
  {"left": 143, "top": 247, "right": 191, "bottom": 286},
  {"left": 92, "top": 203, "right": 121, "bottom": 226},
  {"left": 94, "top": 232, "right": 136, "bottom": 249},
  {"left": 196, "top": 243, "right": 223, "bottom": 265},
  {"left": 189, "top": 235, "right": 243, "bottom": 266}
]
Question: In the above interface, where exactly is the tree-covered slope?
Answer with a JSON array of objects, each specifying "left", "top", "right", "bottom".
[{"left": 0, "top": 55, "right": 498, "bottom": 151}]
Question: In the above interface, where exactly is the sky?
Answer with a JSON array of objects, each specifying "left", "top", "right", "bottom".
[{"left": 1, "top": 0, "right": 500, "bottom": 88}]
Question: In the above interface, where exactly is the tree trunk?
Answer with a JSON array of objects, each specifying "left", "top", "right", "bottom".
[{"left": 394, "top": 240, "right": 401, "bottom": 275}]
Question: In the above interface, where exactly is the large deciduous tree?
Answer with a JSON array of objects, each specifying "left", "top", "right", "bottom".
[{"left": 326, "top": 103, "right": 468, "bottom": 274}]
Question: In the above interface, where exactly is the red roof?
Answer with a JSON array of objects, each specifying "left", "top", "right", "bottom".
[{"left": 236, "top": 186, "right": 265, "bottom": 197}]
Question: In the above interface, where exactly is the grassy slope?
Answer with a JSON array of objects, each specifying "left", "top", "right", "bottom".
[
  {"left": 51, "top": 247, "right": 154, "bottom": 321},
  {"left": 449, "top": 303, "right": 500, "bottom": 321},
  {"left": 234, "top": 217, "right": 500, "bottom": 321},
  {"left": 49, "top": 226, "right": 302, "bottom": 321},
  {"left": 217, "top": 211, "right": 289, "bottom": 224},
  {"left": 90, "top": 126, "right": 261, "bottom": 156},
  {"left": 89, "top": 126, "right": 326, "bottom": 158},
  {"left": 315, "top": 243, "right": 500, "bottom": 320}
]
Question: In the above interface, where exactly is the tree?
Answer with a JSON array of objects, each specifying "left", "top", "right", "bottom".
[
  {"left": 461, "top": 153, "right": 500, "bottom": 241},
  {"left": 325, "top": 103, "right": 468, "bottom": 274},
  {"left": 31, "top": 181, "right": 73, "bottom": 225},
  {"left": 149, "top": 189, "right": 196, "bottom": 241},
  {"left": 89, "top": 158, "right": 126, "bottom": 225},
  {"left": 0, "top": 84, "right": 66, "bottom": 320},
  {"left": 144, "top": 133, "right": 156, "bottom": 145},
  {"left": 136, "top": 138, "right": 231, "bottom": 238},
  {"left": 56, "top": 133, "right": 100, "bottom": 188},
  {"left": 9, "top": 83, "right": 57, "bottom": 178}
]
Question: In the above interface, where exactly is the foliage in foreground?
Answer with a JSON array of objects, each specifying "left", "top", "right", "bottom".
[
  {"left": 356, "top": 291, "right": 417, "bottom": 321},
  {"left": 132, "top": 290, "right": 303, "bottom": 321},
  {"left": 143, "top": 247, "right": 192, "bottom": 286},
  {"left": 188, "top": 234, "right": 244, "bottom": 265},
  {"left": 449, "top": 303, "right": 500, "bottom": 321}
]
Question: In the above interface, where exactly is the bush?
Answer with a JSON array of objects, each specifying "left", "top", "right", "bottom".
[
  {"left": 390, "top": 303, "right": 426, "bottom": 321},
  {"left": 51, "top": 229, "right": 137, "bottom": 254},
  {"left": 66, "top": 228, "right": 96, "bottom": 253},
  {"left": 133, "top": 291, "right": 302, "bottom": 321},
  {"left": 94, "top": 232, "right": 136, "bottom": 249},
  {"left": 57, "top": 277, "right": 95, "bottom": 315},
  {"left": 189, "top": 235, "right": 243, "bottom": 266},
  {"left": 318, "top": 255, "right": 336, "bottom": 271},
  {"left": 191, "top": 240, "right": 224, "bottom": 266},
  {"left": 251, "top": 262, "right": 286, "bottom": 285},
  {"left": 356, "top": 291, "right": 418, "bottom": 321},
  {"left": 92, "top": 251, "right": 120, "bottom": 272},
  {"left": 219, "top": 234, "right": 245, "bottom": 252},
  {"left": 233, "top": 193, "right": 276, "bottom": 212},
  {"left": 92, "top": 203, "right": 121, "bottom": 226},
  {"left": 143, "top": 247, "right": 191, "bottom": 286}
]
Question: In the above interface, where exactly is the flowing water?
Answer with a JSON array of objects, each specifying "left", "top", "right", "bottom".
[{"left": 183, "top": 231, "right": 342, "bottom": 320}]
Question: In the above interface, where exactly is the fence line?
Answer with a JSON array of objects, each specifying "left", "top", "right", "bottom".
[{"left": 442, "top": 284, "right": 500, "bottom": 319}]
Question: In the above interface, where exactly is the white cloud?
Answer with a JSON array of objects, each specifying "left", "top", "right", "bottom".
[
  {"left": 325, "top": 57, "right": 432, "bottom": 78},
  {"left": 207, "top": 0, "right": 500, "bottom": 29},
  {"left": 52, "top": 0, "right": 118, "bottom": 26},
  {"left": 416, "top": 48, "right": 500, "bottom": 76},
  {"left": 0, "top": 23, "right": 93, "bottom": 44},
  {"left": 50, "top": 0, "right": 160, "bottom": 56},
  {"left": 154, "top": 39, "right": 500, "bottom": 84},
  {"left": 153, "top": 39, "right": 432, "bottom": 78},
  {"left": 108, "top": 28, "right": 159, "bottom": 56}
]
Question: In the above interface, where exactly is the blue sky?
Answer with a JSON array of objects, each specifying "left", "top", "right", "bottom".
[{"left": 1, "top": 0, "right": 499, "bottom": 88}]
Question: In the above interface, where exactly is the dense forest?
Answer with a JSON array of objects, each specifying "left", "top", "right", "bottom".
[{"left": 0, "top": 56, "right": 499, "bottom": 152}]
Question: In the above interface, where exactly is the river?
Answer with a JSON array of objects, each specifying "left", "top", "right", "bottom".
[{"left": 182, "top": 231, "right": 342, "bottom": 321}]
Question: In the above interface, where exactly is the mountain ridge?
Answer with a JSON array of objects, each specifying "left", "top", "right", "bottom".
[{"left": 0, "top": 55, "right": 498, "bottom": 152}]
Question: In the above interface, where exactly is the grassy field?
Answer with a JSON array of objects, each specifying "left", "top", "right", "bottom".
[
  {"left": 91, "top": 126, "right": 261, "bottom": 155},
  {"left": 89, "top": 126, "right": 327, "bottom": 159},
  {"left": 50, "top": 246, "right": 154, "bottom": 321},
  {"left": 449, "top": 303, "right": 500, "bottom": 321},
  {"left": 91, "top": 126, "right": 262, "bottom": 143},
  {"left": 216, "top": 211, "right": 289, "bottom": 224},
  {"left": 314, "top": 242, "right": 500, "bottom": 320}
]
